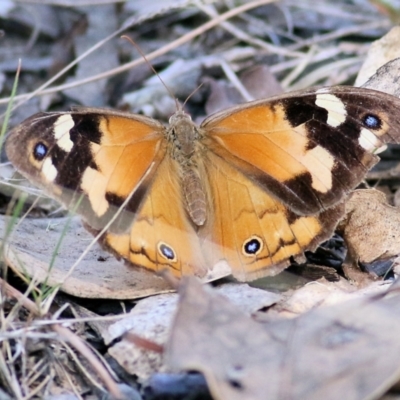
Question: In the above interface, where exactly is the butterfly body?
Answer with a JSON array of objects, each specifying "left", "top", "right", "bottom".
[
  {"left": 6, "top": 86, "right": 400, "bottom": 281},
  {"left": 167, "top": 110, "right": 207, "bottom": 226}
]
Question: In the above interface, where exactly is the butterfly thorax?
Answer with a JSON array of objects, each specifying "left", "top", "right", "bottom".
[
  {"left": 168, "top": 110, "right": 207, "bottom": 227},
  {"left": 168, "top": 110, "right": 199, "bottom": 157}
]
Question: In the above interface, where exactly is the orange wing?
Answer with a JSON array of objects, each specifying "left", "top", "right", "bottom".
[
  {"left": 103, "top": 156, "right": 224, "bottom": 279},
  {"left": 199, "top": 86, "right": 400, "bottom": 280},
  {"left": 201, "top": 87, "right": 400, "bottom": 215},
  {"left": 5, "top": 110, "right": 167, "bottom": 233},
  {"left": 199, "top": 150, "right": 343, "bottom": 281},
  {"left": 6, "top": 110, "right": 230, "bottom": 281}
]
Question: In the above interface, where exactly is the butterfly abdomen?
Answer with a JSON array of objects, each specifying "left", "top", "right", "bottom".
[{"left": 181, "top": 167, "right": 207, "bottom": 226}]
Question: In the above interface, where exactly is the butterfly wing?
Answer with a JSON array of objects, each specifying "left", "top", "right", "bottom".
[
  {"left": 8, "top": 86, "right": 400, "bottom": 282},
  {"left": 199, "top": 87, "right": 400, "bottom": 280},
  {"left": 5, "top": 109, "right": 224, "bottom": 280},
  {"left": 102, "top": 155, "right": 214, "bottom": 278},
  {"left": 199, "top": 150, "right": 343, "bottom": 281},
  {"left": 201, "top": 86, "right": 400, "bottom": 215},
  {"left": 6, "top": 109, "right": 167, "bottom": 232}
]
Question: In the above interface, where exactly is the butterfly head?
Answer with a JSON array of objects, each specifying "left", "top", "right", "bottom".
[{"left": 168, "top": 107, "right": 192, "bottom": 126}]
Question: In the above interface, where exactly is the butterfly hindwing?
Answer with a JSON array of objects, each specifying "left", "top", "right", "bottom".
[
  {"left": 201, "top": 150, "right": 344, "bottom": 281},
  {"left": 102, "top": 156, "right": 212, "bottom": 278}
]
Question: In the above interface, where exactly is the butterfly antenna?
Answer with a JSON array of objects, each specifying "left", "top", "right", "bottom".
[
  {"left": 182, "top": 82, "right": 204, "bottom": 109},
  {"left": 121, "top": 35, "right": 181, "bottom": 111}
]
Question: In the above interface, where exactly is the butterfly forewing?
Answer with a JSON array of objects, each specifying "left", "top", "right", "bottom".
[
  {"left": 5, "top": 110, "right": 167, "bottom": 233},
  {"left": 202, "top": 87, "right": 400, "bottom": 215}
]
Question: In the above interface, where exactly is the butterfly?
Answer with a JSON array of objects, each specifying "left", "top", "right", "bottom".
[{"left": 5, "top": 86, "right": 400, "bottom": 281}]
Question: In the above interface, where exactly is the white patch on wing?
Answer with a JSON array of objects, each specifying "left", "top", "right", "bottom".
[
  {"left": 315, "top": 92, "right": 347, "bottom": 128},
  {"left": 81, "top": 166, "right": 109, "bottom": 216},
  {"left": 359, "top": 127, "right": 381, "bottom": 152},
  {"left": 303, "top": 145, "right": 335, "bottom": 193},
  {"left": 53, "top": 114, "right": 75, "bottom": 152},
  {"left": 42, "top": 158, "right": 58, "bottom": 182}
]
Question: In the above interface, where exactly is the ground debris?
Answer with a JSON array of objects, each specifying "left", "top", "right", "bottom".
[{"left": 166, "top": 278, "right": 400, "bottom": 400}]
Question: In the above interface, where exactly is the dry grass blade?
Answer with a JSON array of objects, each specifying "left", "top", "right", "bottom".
[{"left": 0, "top": 277, "right": 123, "bottom": 399}]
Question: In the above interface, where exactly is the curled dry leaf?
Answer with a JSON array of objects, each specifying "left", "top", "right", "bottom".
[
  {"left": 338, "top": 189, "right": 400, "bottom": 268},
  {"left": 166, "top": 278, "right": 400, "bottom": 400}
]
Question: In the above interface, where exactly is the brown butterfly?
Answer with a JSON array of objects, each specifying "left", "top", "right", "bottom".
[{"left": 6, "top": 86, "right": 400, "bottom": 281}]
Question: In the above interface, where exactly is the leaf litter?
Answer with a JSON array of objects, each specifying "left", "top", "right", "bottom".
[
  {"left": 167, "top": 278, "right": 400, "bottom": 400},
  {"left": 1, "top": 1, "right": 400, "bottom": 399}
]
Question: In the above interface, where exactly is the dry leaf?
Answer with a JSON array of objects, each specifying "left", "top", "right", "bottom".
[
  {"left": 272, "top": 279, "right": 390, "bottom": 318},
  {"left": 122, "top": 59, "right": 202, "bottom": 119},
  {"left": 356, "top": 26, "right": 400, "bottom": 87},
  {"left": 240, "top": 65, "right": 283, "bottom": 99},
  {"left": 339, "top": 189, "right": 400, "bottom": 266},
  {"left": 167, "top": 278, "right": 400, "bottom": 400},
  {"left": 107, "top": 284, "right": 281, "bottom": 380},
  {"left": 362, "top": 57, "right": 400, "bottom": 97},
  {"left": 204, "top": 64, "right": 283, "bottom": 116},
  {"left": 63, "top": 5, "right": 119, "bottom": 106},
  {"left": 203, "top": 77, "right": 242, "bottom": 115}
]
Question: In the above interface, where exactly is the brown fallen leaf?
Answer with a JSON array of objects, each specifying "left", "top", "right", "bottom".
[
  {"left": 166, "top": 278, "right": 400, "bottom": 400},
  {"left": 106, "top": 284, "right": 281, "bottom": 380},
  {"left": 167, "top": 278, "right": 280, "bottom": 400},
  {"left": 203, "top": 77, "right": 243, "bottom": 115},
  {"left": 338, "top": 189, "right": 400, "bottom": 283},
  {"left": 204, "top": 63, "right": 283, "bottom": 116}
]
